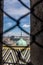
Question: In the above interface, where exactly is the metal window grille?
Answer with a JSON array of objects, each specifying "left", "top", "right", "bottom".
[{"left": 0, "top": 0, "right": 43, "bottom": 65}]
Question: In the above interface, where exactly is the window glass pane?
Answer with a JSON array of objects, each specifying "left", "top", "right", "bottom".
[{"left": 3, "top": 0, "right": 30, "bottom": 64}]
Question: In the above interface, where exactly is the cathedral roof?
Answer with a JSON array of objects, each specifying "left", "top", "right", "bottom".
[{"left": 16, "top": 38, "right": 27, "bottom": 46}]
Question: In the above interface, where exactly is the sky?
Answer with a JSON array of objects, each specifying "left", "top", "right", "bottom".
[{"left": 3, "top": 0, "right": 30, "bottom": 36}]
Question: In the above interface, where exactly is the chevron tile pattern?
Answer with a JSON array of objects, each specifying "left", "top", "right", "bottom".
[{"left": 2, "top": 48, "right": 30, "bottom": 64}]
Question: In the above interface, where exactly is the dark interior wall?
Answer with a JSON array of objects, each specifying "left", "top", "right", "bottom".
[
  {"left": 0, "top": 0, "right": 3, "bottom": 65},
  {"left": 31, "top": 0, "right": 43, "bottom": 65}
]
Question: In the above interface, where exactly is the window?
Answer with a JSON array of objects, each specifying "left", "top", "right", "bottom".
[
  {"left": 2, "top": 0, "right": 30, "bottom": 65},
  {"left": 0, "top": 0, "right": 43, "bottom": 65},
  {"left": 3, "top": 0, "right": 30, "bottom": 46}
]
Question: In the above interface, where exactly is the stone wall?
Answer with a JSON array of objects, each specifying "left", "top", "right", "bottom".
[{"left": 31, "top": 0, "right": 43, "bottom": 65}]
